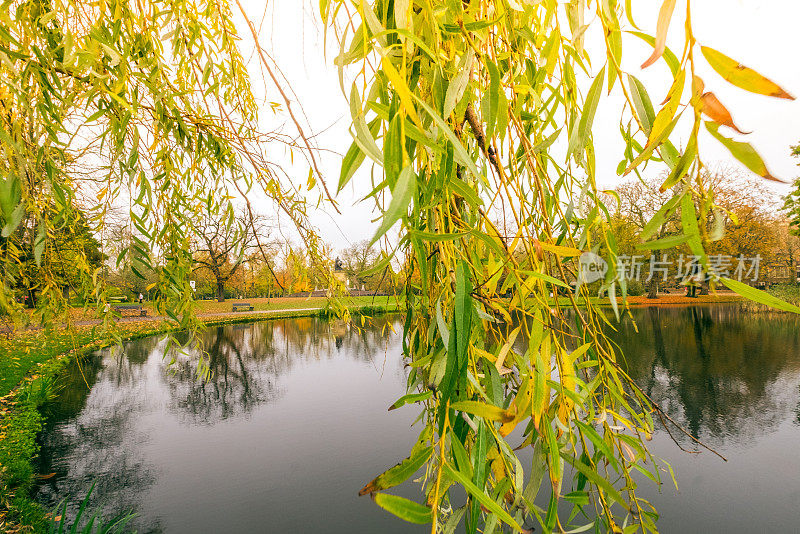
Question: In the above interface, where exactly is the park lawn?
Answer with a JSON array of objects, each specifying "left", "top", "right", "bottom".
[
  {"left": 190, "top": 294, "right": 403, "bottom": 315},
  {"left": 45, "top": 294, "right": 404, "bottom": 321}
]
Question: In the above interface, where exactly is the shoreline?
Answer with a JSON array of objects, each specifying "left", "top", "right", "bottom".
[
  {"left": 0, "top": 292, "right": 759, "bottom": 530},
  {"left": 0, "top": 300, "right": 402, "bottom": 531}
]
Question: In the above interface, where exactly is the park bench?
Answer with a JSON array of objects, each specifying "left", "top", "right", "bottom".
[
  {"left": 112, "top": 304, "right": 147, "bottom": 317},
  {"left": 231, "top": 302, "right": 254, "bottom": 312}
]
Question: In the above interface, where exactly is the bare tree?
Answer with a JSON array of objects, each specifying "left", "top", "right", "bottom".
[{"left": 191, "top": 208, "right": 273, "bottom": 302}]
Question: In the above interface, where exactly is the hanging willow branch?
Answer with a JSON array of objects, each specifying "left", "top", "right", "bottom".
[{"left": 323, "top": 0, "right": 797, "bottom": 532}]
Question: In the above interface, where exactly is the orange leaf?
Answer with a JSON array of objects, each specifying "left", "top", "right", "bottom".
[
  {"left": 698, "top": 92, "right": 749, "bottom": 135},
  {"left": 641, "top": 0, "right": 677, "bottom": 69}
]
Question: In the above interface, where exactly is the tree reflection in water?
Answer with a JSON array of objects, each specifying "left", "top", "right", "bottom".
[
  {"left": 35, "top": 308, "right": 800, "bottom": 531},
  {"left": 34, "top": 315, "right": 402, "bottom": 532},
  {"left": 612, "top": 304, "right": 800, "bottom": 445}
]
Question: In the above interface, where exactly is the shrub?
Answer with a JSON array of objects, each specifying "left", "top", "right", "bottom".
[{"left": 627, "top": 279, "right": 645, "bottom": 296}]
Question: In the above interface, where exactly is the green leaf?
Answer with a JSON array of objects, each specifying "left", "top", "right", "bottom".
[
  {"left": 444, "top": 52, "right": 473, "bottom": 117},
  {"left": 560, "top": 452, "right": 628, "bottom": 510},
  {"left": 627, "top": 75, "right": 655, "bottom": 134},
  {"left": 413, "top": 95, "right": 482, "bottom": 181},
  {"left": 389, "top": 391, "right": 433, "bottom": 410},
  {"left": 350, "top": 83, "right": 383, "bottom": 163},
  {"left": 569, "top": 66, "right": 605, "bottom": 158},
  {"left": 661, "top": 134, "right": 696, "bottom": 191},
  {"left": 640, "top": 194, "right": 680, "bottom": 241},
  {"left": 339, "top": 139, "right": 367, "bottom": 192},
  {"left": 575, "top": 421, "right": 617, "bottom": 469},
  {"left": 628, "top": 31, "right": 680, "bottom": 76},
  {"left": 720, "top": 277, "right": 800, "bottom": 314},
  {"left": 635, "top": 234, "right": 689, "bottom": 251},
  {"left": 448, "top": 178, "right": 483, "bottom": 208},
  {"left": 455, "top": 260, "right": 472, "bottom": 377},
  {"left": 442, "top": 464, "right": 523, "bottom": 531},
  {"left": 370, "top": 166, "right": 416, "bottom": 245},
  {"left": 680, "top": 194, "right": 705, "bottom": 259},
  {"left": 384, "top": 113, "right": 405, "bottom": 187},
  {"left": 34, "top": 223, "right": 46, "bottom": 267},
  {"left": 705, "top": 122, "right": 782, "bottom": 182},
  {"left": 482, "top": 58, "right": 501, "bottom": 139},
  {"left": 359, "top": 446, "right": 435, "bottom": 495},
  {"left": 525, "top": 271, "right": 570, "bottom": 289},
  {"left": 1, "top": 203, "right": 25, "bottom": 238},
  {"left": 373, "top": 493, "right": 433, "bottom": 524}
]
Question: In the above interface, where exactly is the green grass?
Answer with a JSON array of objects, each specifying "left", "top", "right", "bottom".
[
  {"left": 191, "top": 294, "right": 401, "bottom": 314},
  {"left": 0, "top": 330, "right": 97, "bottom": 398}
]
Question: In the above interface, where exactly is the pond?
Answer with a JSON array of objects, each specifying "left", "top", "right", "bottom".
[{"left": 34, "top": 306, "right": 800, "bottom": 532}]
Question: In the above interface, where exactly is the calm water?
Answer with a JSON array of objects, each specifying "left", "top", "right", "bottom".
[{"left": 35, "top": 306, "right": 800, "bottom": 532}]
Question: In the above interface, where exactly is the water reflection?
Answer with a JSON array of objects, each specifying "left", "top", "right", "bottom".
[
  {"left": 35, "top": 316, "right": 418, "bottom": 534},
  {"left": 612, "top": 304, "right": 800, "bottom": 446},
  {"left": 34, "top": 307, "right": 800, "bottom": 533}
]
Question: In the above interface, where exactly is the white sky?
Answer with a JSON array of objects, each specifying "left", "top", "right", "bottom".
[{"left": 234, "top": 0, "right": 800, "bottom": 251}]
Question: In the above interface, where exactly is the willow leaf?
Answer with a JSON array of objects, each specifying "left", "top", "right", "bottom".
[
  {"left": 705, "top": 122, "right": 783, "bottom": 182},
  {"left": 359, "top": 446, "right": 434, "bottom": 495},
  {"left": 373, "top": 493, "right": 433, "bottom": 524},
  {"left": 720, "top": 278, "right": 800, "bottom": 314},
  {"left": 450, "top": 400, "right": 515, "bottom": 423},
  {"left": 370, "top": 166, "right": 416, "bottom": 245},
  {"left": 442, "top": 464, "right": 523, "bottom": 531},
  {"left": 701, "top": 46, "right": 795, "bottom": 100}
]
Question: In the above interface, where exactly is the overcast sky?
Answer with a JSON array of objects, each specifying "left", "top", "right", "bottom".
[{"left": 235, "top": 0, "right": 800, "bottom": 251}]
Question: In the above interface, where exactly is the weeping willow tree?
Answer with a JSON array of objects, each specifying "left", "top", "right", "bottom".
[
  {"left": 322, "top": 0, "right": 799, "bottom": 532},
  {"left": 2, "top": 0, "right": 799, "bottom": 532},
  {"left": 0, "top": 0, "right": 333, "bottom": 336}
]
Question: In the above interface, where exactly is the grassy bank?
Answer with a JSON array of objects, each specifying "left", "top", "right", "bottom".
[
  {"left": 765, "top": 284, "right": 800, "bottom": 306},
  {"left": 0, "top": 297, "right": 402, "bottom": 531}
]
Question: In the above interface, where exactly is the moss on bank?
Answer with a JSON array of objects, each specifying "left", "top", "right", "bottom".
[{"left": 0, "top": 301, "right": 402, "bottom": 532}]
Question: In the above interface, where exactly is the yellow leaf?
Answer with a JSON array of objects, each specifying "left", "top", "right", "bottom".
[
  {"left": 556, "top": 347, "right": 576, "bottom": 425},
  {"left": 499, "top": 376, "right": 531, "bottom": 436},
  {"left": 701, "top": 46, "right": 795, "bottom": 100},
  {"left": 495, "top": 326, "right": 520, "bottom": 372},
  {"left": 623, "top": 69, "right": 685, "bottom": 175},
  {"left": 533, "top": 336, "right": 550, "bottom": 430},
  {"left": 641, "top": 0, "right": 677, "bottom": 69},
  {"left": 380, "top": 55, "right": 423, "bottom": 128},
  {"left": 535, "top": 240, "right": 583, "bottom": 257},
  {"left": 450, "top": 400, "right": 516, "bottom": 423},
  {"left": 651, "top": 69, "right": 685, "bottom": 141}
]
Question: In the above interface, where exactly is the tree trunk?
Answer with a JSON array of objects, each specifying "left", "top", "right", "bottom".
[
  {"left": 647, "top": 280, "right": 659, "bottom": 299},
  {"left": 216, "top": 279, "right": 226, "bottom": 302},
  {"left": 699, "top": 281, "right": 709, "bottom": 295}
]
